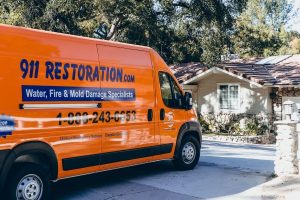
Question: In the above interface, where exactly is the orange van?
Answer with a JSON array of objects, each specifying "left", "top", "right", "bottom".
[{"left": 0, "top": 24, "right": 201, "bottom": 200}]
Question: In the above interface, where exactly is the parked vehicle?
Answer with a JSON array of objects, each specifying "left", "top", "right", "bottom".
[{"left": 0, "top": 24, "right": 201, "bottom": 200}]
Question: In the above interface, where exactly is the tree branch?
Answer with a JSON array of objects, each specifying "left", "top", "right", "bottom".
[
  {"left": 106, "top": 17, "right": 122, "bottom": 40},
  {"left": 172, "top": 1, "right": 190, "bottom": 9}
]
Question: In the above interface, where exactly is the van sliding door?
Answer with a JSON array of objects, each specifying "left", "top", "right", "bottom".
[{"left": 96, "top": 45, "right": 158, "bottom": 169}]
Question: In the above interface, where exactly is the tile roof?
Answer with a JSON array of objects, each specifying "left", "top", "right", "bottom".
[
  {"left": 170, "top": 55, "right": 300, "bottom": 86},
  {"left": 169, "top": 62, "right": 207, "bottom": 83}
]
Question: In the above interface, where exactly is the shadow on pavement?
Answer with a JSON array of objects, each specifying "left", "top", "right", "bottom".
[
  {"left": 53, "top": 160, "right": 268, "bottom": 200},
  {"left": 53, "top": 161, "right": 176, "bottom": 199}
]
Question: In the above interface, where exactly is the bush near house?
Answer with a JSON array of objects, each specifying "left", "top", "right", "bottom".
[{"left": 199, "top": 113, "right": 272, "bottom": 136}]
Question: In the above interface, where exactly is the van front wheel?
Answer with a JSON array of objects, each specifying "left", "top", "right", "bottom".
[
  {"left": 173, "top": 135, "right": 200, "bottom": 170},
  {"left": 7, "top": 163, "right": 50, "bottom": 200}
]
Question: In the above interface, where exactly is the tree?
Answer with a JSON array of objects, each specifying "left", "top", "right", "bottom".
[
  {"left": 290, "top": 38, "right": 300, "bottom": 54},
  {"left": 0, "top": 0, "right": 99, "bottom": 36},
  {"left": 155, "top": 0, "right": 247, "bottom": 64},
  {"left": 0, "top": 0, "right": 249, "bottom": 65},
  {"left": 233, "top": 0, "right": 295, "bottom": 57},
  {"left": 0, "top": 0, "right": 48, "bottom": 27}
]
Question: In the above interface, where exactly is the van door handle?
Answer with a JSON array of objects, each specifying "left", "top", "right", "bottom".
[
  {"left": 160, "top": 108, "right": 165, "bottom": 120},
  {"left": 147, "top": 109, "right": 153, "bottom": 121}
]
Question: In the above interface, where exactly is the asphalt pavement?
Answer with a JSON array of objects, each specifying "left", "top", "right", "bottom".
[{"left": 53, "top": 140, "right": 276, "bottom": 200}]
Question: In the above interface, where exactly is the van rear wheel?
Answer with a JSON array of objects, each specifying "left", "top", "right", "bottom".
[
  {"left": 7, "top": 163, "right": 50, "bottom": 200},
  {"left": 173, "top": 135, "right": 200, "bottom": 170}
]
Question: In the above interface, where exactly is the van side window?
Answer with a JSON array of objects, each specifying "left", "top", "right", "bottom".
[
  {"left": 170, "top": 76, "right": 183, "bottom": 101},
  {"left": 159, "top": 72, "right": 183, "bottom": 108}
]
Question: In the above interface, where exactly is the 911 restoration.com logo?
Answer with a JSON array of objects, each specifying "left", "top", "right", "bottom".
[
  {"left": 0, "top": 115, "right": 15, "bottom": 138},
  {"left": 166, "top": 112, "right": 175, "bottom": 128}
]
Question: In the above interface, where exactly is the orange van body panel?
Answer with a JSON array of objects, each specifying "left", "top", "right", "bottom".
[{"left": 0, "top": 24, "right": 199, "bottom": 180}]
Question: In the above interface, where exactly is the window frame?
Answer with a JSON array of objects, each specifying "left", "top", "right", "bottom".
[
  {"left": 158, "top": 71, "right": 184, "bottom": 109},
  {"left": 217, "top": 83, "right": 240, "bottom": 112}
]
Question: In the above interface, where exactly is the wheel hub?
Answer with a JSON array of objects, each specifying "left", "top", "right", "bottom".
[
  {"left": 182, "top": 142, "right": 196, "bottom": 164},
  {"left": 16, "top": 174, "right": 43, "bottom": 200}
]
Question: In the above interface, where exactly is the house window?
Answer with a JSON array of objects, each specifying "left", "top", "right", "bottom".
[{"left": 219, "top": 84, "right": 239, "bottom": 111}]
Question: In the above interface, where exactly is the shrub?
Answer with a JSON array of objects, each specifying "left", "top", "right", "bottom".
[
  {"left": 198, "top": 116, "right": 210, "bottom": 133},
  {"left": 199, "top": 112, "right": 272, "bottom": 136}
]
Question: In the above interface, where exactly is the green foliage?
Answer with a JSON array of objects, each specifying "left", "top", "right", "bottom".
[
  {"left": 244, "top": 117, "right": 269, "bottom": 136},
  {"left": 198, "top": 115, "right": 210, "bottom": 133},
  {"left": 0, "top": 0, "right": 247, "bottom": 65},
  {"left": 233, "top": 0, "right": 296, "bottom": 57},
  {"left": 290, "top": 38, "right": 300, "bottom": 54},
  {"left": 0, "top": 0, "right": 298, "bottom": 64},
  {"left": 0, "top": 0, "right": 97, "bottom": 36},
  {"left": 199, "top": 113, "right": 271, "bottom": 136}
]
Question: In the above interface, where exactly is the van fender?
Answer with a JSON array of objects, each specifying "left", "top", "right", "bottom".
[
  {"left": 174, "top": 121, "right": 202, "bottom": 159},
  {"left": 0, "top": 142, "right": 58, "bottom": 192}
]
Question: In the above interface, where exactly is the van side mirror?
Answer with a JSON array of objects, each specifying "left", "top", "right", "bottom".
[{"left": 184, "top": 92, "right": 193, "bottom": 110}]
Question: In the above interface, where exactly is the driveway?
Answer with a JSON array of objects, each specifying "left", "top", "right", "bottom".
[{"left": 53, "top": 140, "right": 276, "bottom": 200}]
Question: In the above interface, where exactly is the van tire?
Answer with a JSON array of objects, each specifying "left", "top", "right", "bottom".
[
  {"left": 173, "top": 135, "right": 200, "bottom": 170},
  {"left": 6, "top": 163, "right": 51, "bottom": 200}
]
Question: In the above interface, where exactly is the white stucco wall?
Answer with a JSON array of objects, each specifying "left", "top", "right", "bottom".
[{"left": 185, "top": 72, "right": 272, "bottom": 115}]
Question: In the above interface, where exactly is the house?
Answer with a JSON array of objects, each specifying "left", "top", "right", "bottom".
[{"left": 170, "top": 55, "right": 300, "bottom": 122}]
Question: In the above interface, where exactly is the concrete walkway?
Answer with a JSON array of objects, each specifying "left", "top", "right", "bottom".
[
  {"left": 201, "top": 140, "right": 275, "bottom": 174},
  {"left": 202, "top": 140, "right": 300, "bottom": 200},
  {"left": 261, "top": 175, "right": 300, "bottom": 199}
]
